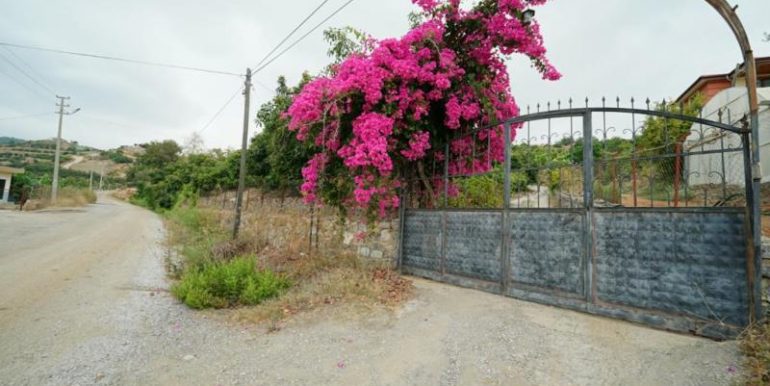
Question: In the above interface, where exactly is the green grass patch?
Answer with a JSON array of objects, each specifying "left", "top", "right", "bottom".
[
  {"left": 171, "top": 257, "right": 290, "bottom": 309},
  {"left": 164, "top": 205, "right": 290, "bottom": 309},
  {"left": 163, "top": 205, "right": 227, "bottom": 272}
]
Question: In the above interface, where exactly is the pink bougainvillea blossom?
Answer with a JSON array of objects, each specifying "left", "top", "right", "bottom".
[{"left": 287, "top": 0, "right": 560, "bottom": 218}]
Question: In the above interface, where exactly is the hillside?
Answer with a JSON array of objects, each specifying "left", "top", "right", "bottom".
[
  {"left": 0, "top": 136, "right": 26, "bottom": 146},
  {"left": 0, "top": 138, "right": 141, "bottom": 178}
]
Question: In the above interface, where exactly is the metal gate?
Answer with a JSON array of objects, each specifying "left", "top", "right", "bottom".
[{"left": 397, "top": 99, "right": 760, "bottom": 339}]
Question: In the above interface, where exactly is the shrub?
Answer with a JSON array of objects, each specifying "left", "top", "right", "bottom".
[
  {"left": 22, "top": 186, "right": 97, "bottom": 210},
  {"left": 171, "top": 257, "right": 290, "bottom": 309},
  {"left": 449, "top": 174, "right": 503, "bottom": 208},
  {"left": 739, "top": 322, "right": 770, "bottom": 385},
  {"left": 510, "top": 171, "right": 529, "bottom": 192},
  {"left": 448, "top": 170, "right": 529, "bottom": 208},
  {"left": 240, "top": 270, "right": 288, "bottom": 305}
]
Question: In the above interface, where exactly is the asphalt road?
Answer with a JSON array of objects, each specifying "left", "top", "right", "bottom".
[{"left": 0, "top": 195, "right": 742, "bottom": 385}]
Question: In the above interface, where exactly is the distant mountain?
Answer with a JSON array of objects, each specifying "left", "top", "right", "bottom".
[
  {"left": 0, "top": 137, "right": 101, "bottom": 152},
  {"left": 0, "top": 136, "right": 27, "bottom": 146},
  {"left": 0, "top": 137, "right": 135, "bottom": 177}
]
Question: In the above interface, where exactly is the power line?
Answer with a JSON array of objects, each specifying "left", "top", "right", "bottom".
[
  {"left": 1, "top": 46, "right": 57, "bottom": 96},
  {"left": 254, "top": 0, "right": 357, "bottom": 75},
  {"left": 197, "top": 86, "right": 243, "bottom": 134},
  {"left": 0, "top": 60, "right": 49, "bottom": 99},
  {"left": 0, "top": 41, "right": 243, "bottom": 77},
  {"left": 198, "top": 0, "right": 337, "bottom": 136},
  {"left": 253, "top": 0, "right": 331, "bottom": 69},
  {"left": 0, "top": 112, "right": 53, "bottom": 121},
  {"left": 78, "top": 114, "right": 138, "bottom": 129},
  {"left": 253, "top": 78, "right": 274, "bottom": 93}
]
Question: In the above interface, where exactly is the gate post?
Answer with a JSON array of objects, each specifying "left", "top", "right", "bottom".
[
  {"left": 741, "top": 129, "right": 761, "bottom": 323},
  {"left": 582, "top": 111, "right": 595, "bottom": 303},
  {"left": 440, "top": 142, "right": 449, "bottom": 276},
  {"left": 500, "top": 122, "right": 512, "bottom": 293},
  {"left": 396, "top": 186, "right": 407, "bottom": 272}
]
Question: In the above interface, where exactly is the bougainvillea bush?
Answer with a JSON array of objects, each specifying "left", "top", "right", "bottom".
[{"left": 287, "top": 0, "right": 560, "bottom": 220}]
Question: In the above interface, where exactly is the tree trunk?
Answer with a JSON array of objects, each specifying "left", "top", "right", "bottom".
[{"left": 417, "top": 161, "right": 437, "bottom": 208}]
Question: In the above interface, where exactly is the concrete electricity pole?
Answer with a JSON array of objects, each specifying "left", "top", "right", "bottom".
[
  {"left": 98, "top": 164, "right": 104, "bottom": 191},
  {"left": 51, "top": 96, "right": 80, "bottom": 203},
  {"left": 232, "top": 68, "right": 252, "bottom": 239}
]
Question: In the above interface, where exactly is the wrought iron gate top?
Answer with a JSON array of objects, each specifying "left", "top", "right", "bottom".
[{"left": 397, "top": 96, "right": 761, "bottom": 339}]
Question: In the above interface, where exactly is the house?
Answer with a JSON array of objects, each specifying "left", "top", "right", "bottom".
[
  {"left": 676, "top": 56, "right": 770, "bottom": 106},
  {"left": 0, "top": 166, "right": 25, "bottom": 203},
  {"left": 680, "top": 57, "right": 770, "bottom": 185}
]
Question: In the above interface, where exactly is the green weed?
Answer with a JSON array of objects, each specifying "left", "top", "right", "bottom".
[{"left": 171, "top": 257, "right": 290, "bottom": 309}]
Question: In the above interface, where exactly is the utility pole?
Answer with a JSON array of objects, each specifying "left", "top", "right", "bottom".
[
  {"left": 89, "top": 170, "right": 93, "bottom": 191},
  {"left": 52, "top": 96, "right": 68, "bottom": 203},
  {"left": 51, "top": 96, "right": 80, "bottom": 203},
  {"left": 98, "top": 164, "right": 104, "bottom": 191},
  {"left": 232, "top": 68, "right": 252, "bottom": 239}
]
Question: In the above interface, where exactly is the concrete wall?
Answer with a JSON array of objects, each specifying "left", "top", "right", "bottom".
[{"left": 200, "top": 190, "right": 398, "bottom": 263}]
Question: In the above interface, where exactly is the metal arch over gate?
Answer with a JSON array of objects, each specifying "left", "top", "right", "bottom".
[{"left": 396, "top": 99, "right": 760, "bottom": 339}]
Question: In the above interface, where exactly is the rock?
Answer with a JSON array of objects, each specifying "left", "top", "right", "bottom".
[{"left": 183, "top": 354, "right": 195, "bottom": 361}]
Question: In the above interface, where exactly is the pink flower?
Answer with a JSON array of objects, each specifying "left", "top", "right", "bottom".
[
  {"left": 287, "top": 0, "right": 559, "bottom": 220},
  {"left": 401, "top": 131, "right": 431, "bottom": 160},
  {"left": 413, "top": 0, "right": 439, "bottom": 12}
]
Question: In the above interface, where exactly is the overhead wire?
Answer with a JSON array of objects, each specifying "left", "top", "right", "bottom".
[
  {"left": 253, "top": 78, "right": 274, "bottom": 93},
  {"left": 197, "top": 86, "right": 243, "bottom": 134},
  {"left": 0, "top": 41, "right": 243, "bottom": 78},
  {"left": 197, "top": 0, "right": 340, "bottom": 135},
  {"left": 0, "top": 112, "right": 54, "bottom": 121},
  {"left": 253, "top": 0, "right": 357, "bottom": 75},
  {"left": 1, "top": 47, "right": 57, "bottom": 96},
  {"left": 0, "top": 60, "right": 49, "bottom": 99},
  {"left": 78, "top": 114, "right": 138, "bottom": 128},
  {"left": 3, "top": 0, "right": 356, "bottom": 141},
  {"left": 253, "top": 0, "right": 331, "bottom": 69}
]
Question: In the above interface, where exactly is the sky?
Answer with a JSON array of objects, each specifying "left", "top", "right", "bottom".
[{"left": 0, "top": 0, "right": 768, "bottom": 150}]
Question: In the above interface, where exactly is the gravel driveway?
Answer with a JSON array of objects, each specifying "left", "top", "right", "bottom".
[{"left": 0, "top": 195, "right": 741, "bottom": 385}]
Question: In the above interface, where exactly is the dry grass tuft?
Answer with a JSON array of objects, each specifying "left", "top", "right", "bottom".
[
  {"left": 111, "top": 188, "right": 136, "bottom": 201},
  {"left": 233, "top": 260, "right": 412, "bottom": 326},
  {"left": 24, "top": 187, "right": 97, "bottom": 210},
  {"left": 738, "top": 322, "right": 770, "bottom": 385},
  {"left": 165, "top": 195, "right": 413, "bottom": 326}
]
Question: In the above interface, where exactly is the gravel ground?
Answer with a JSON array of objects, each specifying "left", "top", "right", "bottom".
[{"left": 0, "top": 194, "right": 742, "bottom": 385}]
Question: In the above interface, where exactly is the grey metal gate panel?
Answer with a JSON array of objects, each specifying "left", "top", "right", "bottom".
[
  {"left": 445, "top": 211, "right": 502, "bottom": 281},
  {"left": 398, "top": 105, "right": 759, "bottom": 339},
  {"left": 594, "top": 209, "right": 749, "bottom": 326},
  {"left": 402, "top": 211, "right": 442, "bottom": 271},
  {"left": 508, "top": 210, "right": 584, "bottom": 295}
]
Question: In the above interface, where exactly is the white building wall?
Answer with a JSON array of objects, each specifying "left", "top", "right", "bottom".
[
  {"left": 684, "top": 87, "right": 770, "bottom": 186},
  {"left": 0, "top": 172, "right": 11, "bottom": 202}
]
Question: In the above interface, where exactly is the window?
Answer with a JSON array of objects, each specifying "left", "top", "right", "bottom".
[{"left": 759, "top": 78, "right": 770, "bottom": 88}]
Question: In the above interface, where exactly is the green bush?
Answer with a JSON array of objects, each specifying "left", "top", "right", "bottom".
[
  {"left": 171, "top": 257, "right": 290, "bottom": 309},
  {"left": 240, "top": 270, "right": 288, "bottom": 305},
  {"left": 447, "top": 169, "right": 530, "bottom": 208},
  {"left": 510, "top": 171, "right": 529, "bottom": 192},
  {"left": 449, "top": 174, "right": 503, "bottom": 208}
]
